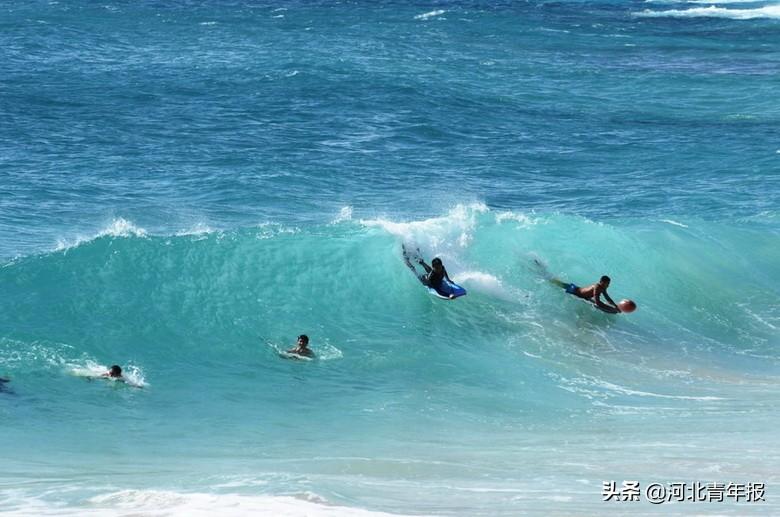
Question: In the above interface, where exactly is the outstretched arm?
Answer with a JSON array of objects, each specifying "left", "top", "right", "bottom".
[
  {"left": 443, "top": 266, "right": 452, "bottom": 282},
  {"left": 601, "top": 289, "right": 618, "bottom": 308},
  {"left": 593, "top": 289, "right": 619, "bottom": 311}
]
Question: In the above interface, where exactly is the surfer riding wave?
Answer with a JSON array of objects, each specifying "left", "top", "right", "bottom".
[{"left": 402, "top": 245, "right": 463, "bottom": 300}]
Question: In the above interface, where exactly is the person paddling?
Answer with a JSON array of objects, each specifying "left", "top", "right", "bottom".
[{"left": 552, "top": 275, "right": 635, "bottom": 313}]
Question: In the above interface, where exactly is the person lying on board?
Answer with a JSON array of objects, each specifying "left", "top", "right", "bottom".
[
  {"left": 552, "top": 275, "right": 635, "bottom": 314},
  {"left": 286, "top": 334, "right": 314, "bottom": 358},
  {"left": 417, "top": 257, "right": 456, "bottom": 299}
]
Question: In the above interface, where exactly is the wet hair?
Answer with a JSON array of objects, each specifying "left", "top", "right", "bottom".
[
  {"left": 600, "top": 275, "right": 611, "bottom": 284},
  {"left": 109, "top": 365, "right": 122, "bottom": 377},
  {"left": 298, "top": 334, "right": 309, "bottom": 345},
  {"left": 431, "top": 257, "right": 443, "bottom": 267}
]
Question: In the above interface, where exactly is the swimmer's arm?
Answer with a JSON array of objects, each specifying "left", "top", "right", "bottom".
[
  {"left": 592, "top": 291, "right": 620, "bottom": 313},
  {"left": 602, "top": 289, "right": 618, "bottom": 308},
  {"left": 279, "top": 348, "right": 314, "bottom": 359},
  {"left": 443, "top": 266, "right": 452, "bottom": 282},
  {"left": 591, "top": 288, "right": 613, "bottom": 310},
  {"left": 418, "top": 260, "right": 432, "bottom": 273}
]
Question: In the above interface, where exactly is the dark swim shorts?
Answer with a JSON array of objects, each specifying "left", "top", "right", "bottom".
[{"left": 565, "top": 283, "right": 579, "bottom": 294}]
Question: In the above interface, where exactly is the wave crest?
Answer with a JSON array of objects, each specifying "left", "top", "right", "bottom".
[{"left": 637, "top": 5, "right": 780, "bottom": 19}]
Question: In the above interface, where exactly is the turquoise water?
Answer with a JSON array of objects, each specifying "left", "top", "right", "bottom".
[{"left": 1, "top": 1, "right": 779, "bottom": 515}]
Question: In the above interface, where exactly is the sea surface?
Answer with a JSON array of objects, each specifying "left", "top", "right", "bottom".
[{"left": 1, "top": 1, "right": 778, "bottom": 515}]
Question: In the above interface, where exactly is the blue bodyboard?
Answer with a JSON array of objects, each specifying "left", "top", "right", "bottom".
[{"left": 427, "top": 278, "right": 467, "bottom": 300}]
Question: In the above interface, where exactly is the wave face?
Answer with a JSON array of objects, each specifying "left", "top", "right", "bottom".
[
  {"left": 1, "top": 0, "right": 779, "bottom": 514},
  {"left": 2, "top": 207, "right": 779, "bottom": 514}
]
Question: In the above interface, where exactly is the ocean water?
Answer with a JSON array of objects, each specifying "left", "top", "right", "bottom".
[{"left": 1, "top": 1, "right": 779, "bottom": 515}]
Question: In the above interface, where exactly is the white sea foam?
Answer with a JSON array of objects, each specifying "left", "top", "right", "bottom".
[
  {"left": 315, "top": 341, "right": 345, "bottom": 361},
  {"left": 55, "top": 218, "right": 148, "bottom": 252},
  {"left": 660, "top": 218, "right": 689, "bottom": 228},
  {"left": 332, "top": 205, "right": 353, "bottom": 223},
  {"left": 360, "top": 203, "right": 488, "bottom": 251},
  {"left": 646, "top": 0, "right": 772, "bottom": 3},
  {"left": 456, "top": 270, "right": 523, "bottom": 301},
  {"left": 175, "top": 222, "right": 216, "bottom": 236},
  {"left": 254, "top": 222, "right": 301, "bottom": 239},
  {"left": 495, "top": 211, "right": 540, "bottom": 227},
  {"left": 96, "top": 217, "right": 147, "bottom": 238},
  {"left": 0, "top": 338, "right": 72, "bottom": 369},
  {"left": 636, "top": 5, "right": 780, "bottom": 19},
  {"left": 414, "top": 10, "right": 446, "bottom": 20},
  {"left": 1, "top": 489, "right": 407, "bottom": 517},
  {"left": 584, "top": 377, "right": 726, "bottom": 401},
  {"left": 740, "top": 305, "right": 778, "bottom": 330}
]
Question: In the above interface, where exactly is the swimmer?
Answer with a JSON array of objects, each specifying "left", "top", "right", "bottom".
[
  {"left": 101, "top": 365, "right": 125, "bottom": 381},
  {"left": 403, "top": 246, "right": 456, "bottom": 299},
  {"left": 552, "top": 275, "right": 634, "bottom": 313},
  {"left": 287, "top": 335, "right": 314, "bottom": 358}
]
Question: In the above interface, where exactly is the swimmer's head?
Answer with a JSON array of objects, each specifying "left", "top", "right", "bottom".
[
  {"left": 600, "top": 275, "right": 611, "bottom": 287},
  {"left": 618, "top": 299, "right": 636, "bottom": 313},
  {"left": 431, "top": 257, "right": 443, "bottom": 270},
  {"left": 108, "top": 365, "right": 122, "bottom": 378},
  {"left": 297, "top": 334, "right": 309, "bottom": 347}
]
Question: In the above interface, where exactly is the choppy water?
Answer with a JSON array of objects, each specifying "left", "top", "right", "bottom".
[{"left": 1, "top": 1, "right": 778, "bottom": 515}]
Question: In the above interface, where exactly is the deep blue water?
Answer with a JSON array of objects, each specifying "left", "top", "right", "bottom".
[{"left": 1, "top": 1, "right": 778, "bottom": 515}]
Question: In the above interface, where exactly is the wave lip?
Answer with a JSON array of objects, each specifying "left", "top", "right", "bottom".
[
  {"left": 360, "top": 202, "right": 488, "bottom": 249},
  {"left": 55, "top": 218, "right": 148, "bottom": 252}
]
